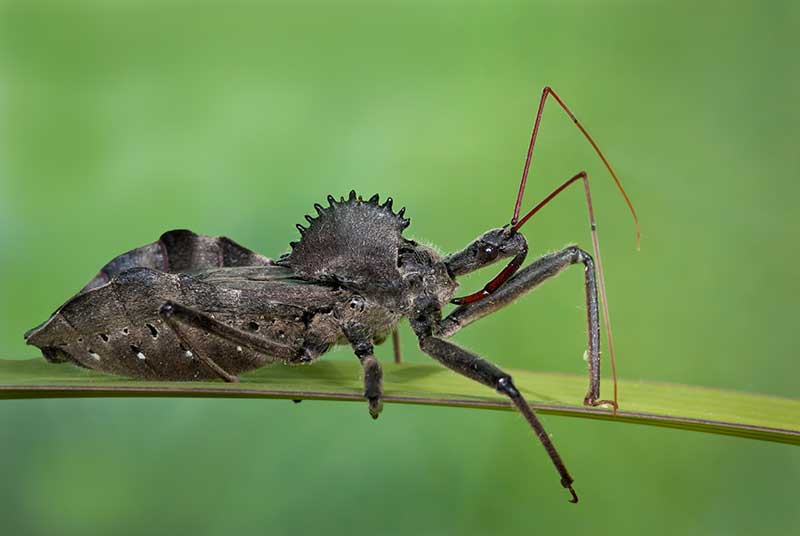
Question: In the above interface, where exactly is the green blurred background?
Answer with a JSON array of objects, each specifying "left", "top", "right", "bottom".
[{"left": 1, "top": 1, "right": 798, "bottom": 534}]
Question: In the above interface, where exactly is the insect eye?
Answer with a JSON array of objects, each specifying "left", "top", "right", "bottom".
[{"left": 477, "top": 244, "right": 498, "bottom": 262}]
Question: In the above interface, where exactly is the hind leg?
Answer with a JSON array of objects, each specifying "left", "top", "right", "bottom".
[{"left": 159, "top": 301, "right": 297, "bottom": 382}]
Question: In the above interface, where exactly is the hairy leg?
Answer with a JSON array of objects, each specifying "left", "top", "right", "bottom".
[
  {"left": 391, "top": 329, "right": 402, "bottom": 364},
  {"left": 344, "top": 323, "right": 384, "bottom": 419},
  {"left": 439, "top": 246, "right": 614, "bottom": 408},
  {"left": 417, "top": 334, "right": 578, "bottom": 503}
]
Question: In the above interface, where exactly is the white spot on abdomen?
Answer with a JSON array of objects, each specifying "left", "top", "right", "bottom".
[{"left": 137, "top": 352, "right": 146, "bottom": 360}]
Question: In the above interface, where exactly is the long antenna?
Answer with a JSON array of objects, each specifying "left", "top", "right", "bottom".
[
  {"left": 512, "top": 87, "right": 640, "bottom": 249},
  {"left": 511, "top": 87, "right": 640, "bottom": 413}
]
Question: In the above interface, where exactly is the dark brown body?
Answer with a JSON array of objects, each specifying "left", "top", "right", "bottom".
[
  {"left": 26, "top": 186, "right": 616, "bottom": 503},
  {"left": 25, "top": 88, "right": 638, "bottom": 502},
  {"left": 25, "top": 196, "right": 452, "bottom": 380},
  {"left": 26, "top": 263, "right": 399, "bottom": 380}
]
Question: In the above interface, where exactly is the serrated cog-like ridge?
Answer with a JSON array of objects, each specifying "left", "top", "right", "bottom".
[
  {"left": 289, "top": 191, "right": 410, "bottom": 247},
  {"left": 277, "top": 191, "right": 411, "bottom": 290}
]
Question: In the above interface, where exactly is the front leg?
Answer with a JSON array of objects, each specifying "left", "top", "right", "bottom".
[
  {"left": 439, "top": 246, "right": 614, "bottom": 409},
  {"left": 344, "top": 323, "right": 383, "bottom": 419},
  {"left": 416, "top": 333, "right": 578, "bottom": 503}
]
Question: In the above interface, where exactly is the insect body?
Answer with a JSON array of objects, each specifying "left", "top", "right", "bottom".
[{"left": 25, "top": 87, "right": 638, "bottom": 503}]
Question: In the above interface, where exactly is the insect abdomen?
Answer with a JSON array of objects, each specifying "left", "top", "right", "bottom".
[{"left": 25, "top": 268, "right": 303, "bottom": 380}]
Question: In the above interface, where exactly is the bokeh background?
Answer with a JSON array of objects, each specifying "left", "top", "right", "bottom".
[{"left": 1, "top": 1, "right": 798, "bottom": 534}]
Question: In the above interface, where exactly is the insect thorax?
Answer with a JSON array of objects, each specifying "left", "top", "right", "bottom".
[{"left": 277, "top": 192, "right": 456, "bottom": 311}]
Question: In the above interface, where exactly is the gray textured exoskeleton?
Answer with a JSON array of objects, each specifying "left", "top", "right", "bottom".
[{"left": 25, "top": 87, "right": 639, "bottom": 503}]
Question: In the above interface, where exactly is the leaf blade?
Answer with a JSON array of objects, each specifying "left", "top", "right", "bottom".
[{"left": 1, "top": 358, "right": 798, "bottom": 445}]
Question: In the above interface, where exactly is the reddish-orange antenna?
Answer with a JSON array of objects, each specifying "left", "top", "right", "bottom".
[
  {"left": 455, "top": 88, "right": 640, "bottom": 412},
  {"left": 511, "top": 87, "right": 640, "bottom": 249}
]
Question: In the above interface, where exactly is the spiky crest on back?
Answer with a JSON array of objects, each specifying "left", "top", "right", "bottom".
[{"left": 277, "top": 191, "right": 411, "bottom": 294}]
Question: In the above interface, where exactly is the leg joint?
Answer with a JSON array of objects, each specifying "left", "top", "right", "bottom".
[
  {"left": 564, "top": 245, "right": 593, "bottom": 266},
  {"left": 353, "top": 341, "right": 374, "bottom": 359},
  {"left": 496, "top": 375, "right": 519, "bottom": 397}
]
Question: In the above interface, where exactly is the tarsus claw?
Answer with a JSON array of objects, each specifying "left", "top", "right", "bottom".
[{"left": 567, "top": 485, "right": 579, "bottom": 504}]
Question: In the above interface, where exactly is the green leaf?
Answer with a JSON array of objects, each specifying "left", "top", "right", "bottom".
[{"left": 1, "top": 358, "right": 797, "bottom": 445}]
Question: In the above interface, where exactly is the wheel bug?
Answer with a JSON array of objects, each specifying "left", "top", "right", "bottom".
[{"left": 25, "top": 86, "right": 638, "bottom": 502}]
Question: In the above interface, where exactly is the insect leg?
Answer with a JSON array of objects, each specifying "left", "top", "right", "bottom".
[
  {"left": 159, "top": 301, "right": 296, "bottom": 382},
  {"left": 344, "top": 323, "right": 384, "bottom": 419},
  {"left": 439, "top": 246, "right": 613, "bottom": 409},
  {"left": 417, "top": 334, "right": 578, "bottom": 503},
  {"left": 391, "top": 329, "right": 402, "bottom": 364}
]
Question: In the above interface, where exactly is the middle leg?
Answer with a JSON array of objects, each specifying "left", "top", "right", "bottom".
[
  {"left": 344, "top": 322, "right": 384, "bottom": 419},
  {"left": 418, "top": 334, "right": 578, "bottom": 503},
  {"left": 391, "top": 328, "right": 402, "bottom": 364},
  {"left": 438, "top": 246, "right": 614, "bottom": 409}
]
